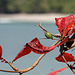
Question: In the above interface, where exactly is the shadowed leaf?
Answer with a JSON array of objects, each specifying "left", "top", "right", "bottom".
[{"left": 55, "top": 52, "right": 75, "bottom": 62}]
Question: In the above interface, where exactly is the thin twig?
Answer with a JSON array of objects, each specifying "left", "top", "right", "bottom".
[
  {"left": 0, "top": 38, "right": 61, "bottom": 74},
  {"left": 65, "top": 42, "right": 75, "bottom": 51},
  {"left": 21, "top": 54, "right": 46, "bottom": 73},
  {"left": 35, "top": 22, "right": 48, "bottom": 32},
  {"left": 35, "top": 22, "right": 61, "bottom": 37},
  {"left": 0, "top": 58, "right": 18, "bottom": 73},
  {"left": 53, "top": 34, "right": 61, "bottom": 38},
  {"left": 62, "top": 55, "right": 75, "bottom": 74},
  {"left": 39, "top": 38, "right": 58, "bottom": 40},
  {"left": 0, "top": 69, "right": 18, "bottom": 73},
  {"left": 52, "top": 38, "right": 61, "bottom": 45},
  {"left": 21, "top": 38, "right": 61, "bottom": 73},
  {"left": 8, "top": 62, "right": 21, "bottom": 72},
  {"left": 71, "top": 42, "right": 75, "bottom": 48},
  {"left": 59, "top": 41, "right": 75, "bottom": 74}
]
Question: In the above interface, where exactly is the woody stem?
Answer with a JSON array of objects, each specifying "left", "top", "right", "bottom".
[
  {"left": 0, "top": 38, "right": 61, "bottom": 74},
  {"left": 19, "top": 38, "right": 61, "bottom": 73},
  {"left": 62, "top": 55, "right": 75, "bottom": 74},
  {"left": 35, "top": 22, "right": 61, "bottom": 37},
  {"left": 60, "top": 43, "right": 75, "bottom": 74},
  {"left": 35, "top": 22, "right": 48, "bottom": 33}
]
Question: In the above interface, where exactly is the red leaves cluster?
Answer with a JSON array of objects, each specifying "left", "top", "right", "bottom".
[
  {"left": 0, "top": 15, "right": 74, "bottom": 75},
  {"left": 55, "top": 15, "right": 75, "bottom": 63},
  {"left": 47, "top": 66, "right": 68, "bottom": 75},
  {"left": 13, "top": 15, "right": 75, "bottom": 62}
]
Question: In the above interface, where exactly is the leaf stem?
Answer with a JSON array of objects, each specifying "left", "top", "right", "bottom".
[
  {"left": 35, "top": 22, "right": 48, "bottom": 32},
  {"left": 21, "top": 38, "right": 61, "bottom": 73},
  {"left": 59, "top": 42, "right": 75, "bottom": 74},
  {"left": 35, "top": 22, "right": 61, "bottom": 37},
  {"left": 0, "top": 69, "right": 18, "bottom": 73},
  {"left": 62, "top": 55, "right": 75, "bottom": 74}
]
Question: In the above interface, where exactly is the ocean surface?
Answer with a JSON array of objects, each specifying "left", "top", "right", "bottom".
[{"left": 0, "top": 22, "right": 74, "bottom": 75}]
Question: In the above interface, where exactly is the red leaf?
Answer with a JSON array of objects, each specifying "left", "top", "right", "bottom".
[
  {"left": 63, "top": 19, "right": 75, "bottom": 37},
  {"left": 47, "top": 66, "right": 68, "bottom": 75},
  {"left": 27, "top": 38, "right": 57, "bottom": 54},
  {"left": 0, "top": 57, "right": 3, "bottom": 60},
  {"left": 0, "top": 46, "right": 2, "bottom": 57},
  {"left": 13, "top": 44, "right": 32, "bottom": 62},
  {"left": 55, "top": 15, "right": 75, "bottom": 36},
  {"left": 55, "top": 52, "right": 75, "bottom": 62},
  {"left": 13, "top": 38, "right": 57, "bottom": 62}
]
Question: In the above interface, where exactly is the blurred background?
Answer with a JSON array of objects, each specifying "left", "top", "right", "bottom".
[
  {"left": 0, "top": 0, "right": 75, "bottom": 23},
  {"left": 0, "top": 0, "right": 75, "bottom": 75},
  {"left": 0, "top": 0, "right": 75, "bottom": 13}
]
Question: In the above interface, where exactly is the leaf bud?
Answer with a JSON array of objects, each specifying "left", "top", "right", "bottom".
[{"left": 45, "top": 31, "right": 53, "bottom": 39}]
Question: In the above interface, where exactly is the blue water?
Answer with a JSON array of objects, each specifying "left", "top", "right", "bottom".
[{"left": 0, "top": 22, "right": 74, "bottom": 75}]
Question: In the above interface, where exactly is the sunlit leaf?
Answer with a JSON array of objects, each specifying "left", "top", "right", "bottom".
[
  {"left": 47, "top": 66, "right": 68, "bottom": 75},
  {"left": 63, "top": 19, "right": 75, "bottom": 37},
  {"left": 55, "top": 52, "right": 75, "bottom": 62},
  {"left": 55, "top": 15, "right": 75, "bottom": 36}
]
